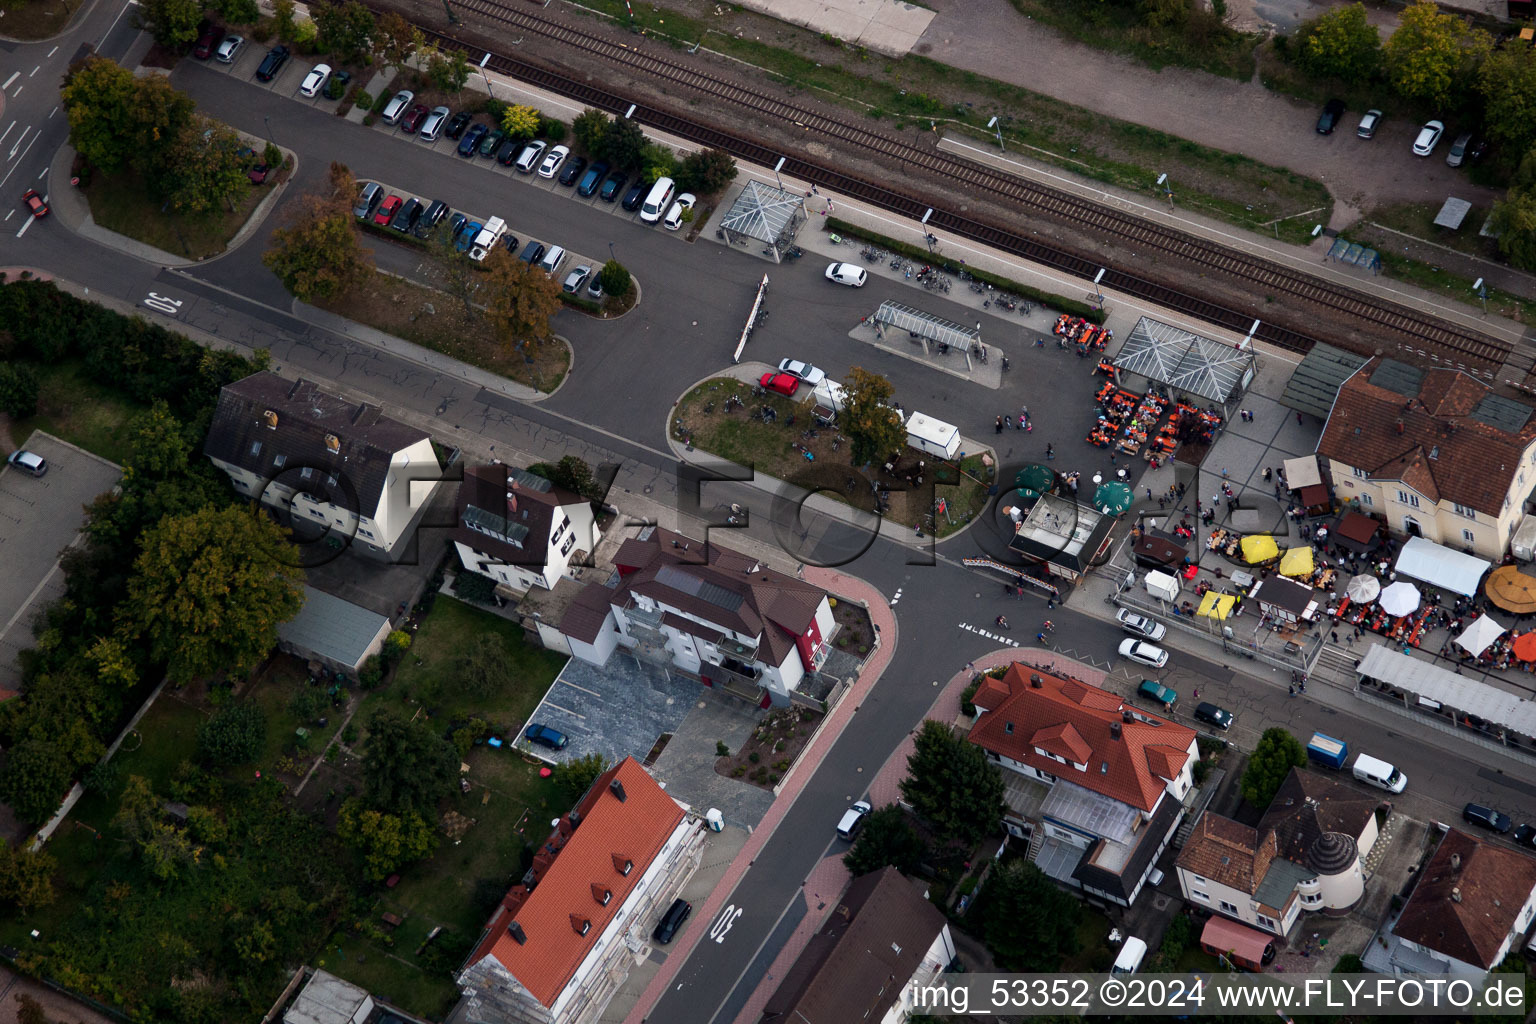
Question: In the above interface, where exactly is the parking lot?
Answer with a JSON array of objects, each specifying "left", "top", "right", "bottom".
[{"left": 0, "top": 433, "right": 123, "bottom": 692}]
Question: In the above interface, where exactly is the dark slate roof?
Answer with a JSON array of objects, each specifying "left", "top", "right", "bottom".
[
  {"left": 1256, "top": 768, "right": 1378, "bottom": 863},
  {"left": 203, "top": 372, "right": 429, "bottom": 514},
  {"left": 1072, "top": 794, "right": 1181, "bottom": 901},
  {"left": 451, "top": 463, "right": 585, "bottom": 566},
  {"left": 1395, "top": 829, "right": 1536, "bottom": 969},
  {"left": 759, "top": 867, "right": 946, "bottom": 1024},
  {"left": 1252, "top": 575, "right": 1315, "bottom": 616},
  {"left": 560, "top": 583, "right": 615, "bottom": 644},
  {"left": 1279, "top": 343, "right": 1370, "bottom": 420}
]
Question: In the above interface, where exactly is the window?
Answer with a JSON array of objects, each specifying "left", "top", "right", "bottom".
[
  {"left": 1352, "top": 467, "right": 1368, "bottom": 479},
  {"left": 328, "top": 474, "right": 339, "bottom": 488},
  {"left": 1453, "top": 503, "right": 1476, "bottom": 520},
  {"left": 1361, "top": 494, "right": 1373, "bottom": 507},
  {"left": 300, "top": 467, "right": 312, "bottom": 480},
  {"left": 1219, "top": 900, "right": 1239, "bottom": 915},
  {"left": 273, "top": 454, "right": 287, "bottom": 468},
  {"left": 249, "top": 441, "right": 262, "bottom": 456},
  {"left": 358, "top": 528, "right": 373, "bottom": 539},
  {"left": 1191, "top": 889, "right": 1210, "bottom": 903},
  {"left": 1463, "top": 529, "right": 1476, "bottom": 543},
  {"left": 561, "top": 534, "right": 576, "bottom": 556},
  {"left": 1396, "top": 491, "right": 1419, "bottom": 508},
  {"left": 1256, "top": 914, "right": 1276, "bottom": 930}
]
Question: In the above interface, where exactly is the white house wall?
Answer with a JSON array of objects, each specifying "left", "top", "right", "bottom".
[{"left": 1176, "top": 867, "right": 1295, "bottom": 937}]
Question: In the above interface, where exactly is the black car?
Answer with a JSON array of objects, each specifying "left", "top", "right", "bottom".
[
  {"left": 577, "top": 161, "right": 610, "bottom": 197},
  {"left": 478, "top": 129, "right": 506, "bottom": 158},
  {"left": 652, "top": 898, "right": 691, "bottom": 944},
  {"left": 599, "top": 170, "right": 628, "bottom": 203},
  {"left": 458, "top": 123, "right": 488, "bottom": 157},
  {"left": 324, "top": 69, "right": 351, "bottom": 101},
  {"left": 444, "top": 111, "right": 473, "bottom": 140},
  {"left": 1514, "top": 824, "right": 1536, "bottom": 850},
  {"left": 1464, "top": 802, "right": 1512, "bottom": 834},
  {"left": 524, "top": 723, "right": 568, "bottom": 750},
  {"left": 414, "top": 200, "right": 449, "bottom": 239},
  {"left": 255, "top": 45, "right": 290, "bottom": 82},
  {"left": 557, "top": 155, "right": 588, "bottom": 187},
  {"left": 502, "top": 232, "right": 521, "bottom": 253},
  {"left": 390, "top": 197, "right": 423, "bottom": 233},
  {"left": 1316, "top": 98, "right": 1345, "bottom": 135},
  {"left": 496, "top": 137, "right": 525, "bottom": 166},
  {"left": 518, "top": 240, "right": 546, "bottom": 264},
  {"left": 621, "top": 181, "right": 646, "bottom": 211},
  {"left": 1193, "top": 702, "right": 1234, "bottom": 730}
]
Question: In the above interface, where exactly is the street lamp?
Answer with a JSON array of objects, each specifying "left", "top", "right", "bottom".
[
  {"left": 608, "top": 242, "right": 616, "bottom": 263},
  {"left": 1156, "top": 172, "right": 1174, "bottom": 210},
  {"left": 479, "top": 53, "right": 495, "bottom": 99},
  {"left": 1473, "top": 277, "right": 1488, "bottom": 316},
  {"left": 263, "top": 115, "right": 275, "bottom": 146}
]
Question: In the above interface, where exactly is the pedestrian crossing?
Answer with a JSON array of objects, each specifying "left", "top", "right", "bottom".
[{"left": 958, "top": 622, "right": 1021, "bottom": 648}]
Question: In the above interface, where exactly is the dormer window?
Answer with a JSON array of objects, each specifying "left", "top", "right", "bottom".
[
  {"left": 273, "top": 454, "right": 287, "bottom": 468},
  {"left": 300, "top": 467, "right": 313, "bottom": 480}
]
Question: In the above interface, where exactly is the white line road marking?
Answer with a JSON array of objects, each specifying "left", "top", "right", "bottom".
[
  {"left": 46, "top": 46, "right": 58, "bottom": 57},
  {"left": 10, "top": 87, "right": 21, "bottom": 99},
  {"left": 48, "top": 106, "right": 58, "bottom": 119},
  {"left": 1, "top": 73, "right": 17, "bottom": 91},
  {"left": 29, "top": 66, "right": 39, "bottom": 77},
  {"left": 100, "top": 0, "right": 139, "bottom": 48},
  {"left": 540, "top": 700, "right": 585, "bottom": 719},
  {"left": 35, "top": 167, "right": 46, "bottom": 179},
  {"left": 707, "top": 904, "right": 742, "bottom": 944},
  {"left": 0, "top": 137, "right": 38, "bottom": 188},
  {"left": 16, "top": 215, "right": 34, "bottom": 239},
  {"left": 959, "top": 622, "right": 1020, "bottom": 647},
  {"left": 4, "top": 211, "right": 12, "bottom": 221},
  {"left": 0, "top": 121, "right": 14, "bottom": 146},
  {"left": 556, "top": 678, "right": 603, "bottom": 698},
  {"left": 9, "top": 126, "right": 33, "bottom": 160}
]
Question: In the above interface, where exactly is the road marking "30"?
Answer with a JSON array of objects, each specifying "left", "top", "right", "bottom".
[
  {"left": 708, "top": 905, "right": 743, "bottom": 944},
  {"left": 142, "top": 292, "right": 184, "bottom": 316}
]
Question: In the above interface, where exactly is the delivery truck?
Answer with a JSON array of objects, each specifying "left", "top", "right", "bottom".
[{"left": 1306, "top": 731, "right": 1349, "bottom": 769}]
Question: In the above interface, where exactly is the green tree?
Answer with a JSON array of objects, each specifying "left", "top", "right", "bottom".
[
  {"left": 0, "top": 362, "right": 39, "bottom": 418},
  {"left": 123, "top": 400, "right": 191, "bottom": 482},
  {"left": 1138, "top": 0, "right": 1188, "bottom": 29},
  {"left": 0, "top": 739, "right": 75, "bottom": 827},
  {"left": 845, "top": 804, "right": 927, "bottom": 876},
  {"left": 456, "top": 632, "right": 509, "bottom": 699},
  {"left": 598, "top": 260, "right": 632, "bottom": 299},
  {"left": 373, "top": 11, "right": 420, "bottom": 71},
  {"left": 1479, "top": 46, "right": 1536, "bottom": 158},
  {"left": 63, "top": 58, "right": 194, "bottom": 178},
  {"left": 639, "top": 142, "right": 679, "bottom": 185},
  {"left": 1491, "top": 185, "right": 1536, "bottom": 270},
  {"left": 337, "top": 798, "right": 437, "bottom": 880},
  {"left": 551, "top": 753, "right": 610, "bottom": 807},
  {"left": 1295, "top": 3, "right": 1381, "bottom": 82},
  {"left": 361, "top": 708, "right": 458, "bottom": 815},
  {"left": 898, "top": 720, "right": 1005, "bottom": 850},
  {"left": 312, "top": 0, "right": 375, "bottom": 64},
  {"left": 598, "top": 117, "right": 646, "bottom": 169},
  {"left": 677, "top": 148, "right": 737, "bottom": 194},
  {"left": 842, "top": 366, "right": 906, "bottom": 467},
  {"left": 160, "top": 119, "right": 251, "bottom": 214},
  {"left": 212, "top": 0, "right": 259, "bottom": 24},
  {"left": 112, "top": 774, "right": 161, "bottom": 845},
  {"left": 483, "top": 248, "right": 564, "bottom": 350},
  {"left": 86, "top": 635, "right": 140, "bottom": 689},
  {"left": 977, "top": 860, "right": 1082, "bottom": 971},
  {"left": 273, "top": 0, "right": 297, "bottom": 41},
  {"left": 0, "top": 844, "right": 57, "bottom": 913},
  {"left": 263, "top": 189, "right": 374, "bottom": 301},
  {"left": 427, "top": 47, "right": 471, "bottom": 94},
  {"left": 186, "top": 805, "right": 228, "bottom": 845},
  {"left": 572, "top": 107, "right": 611, "bottom": 154},
  {"left": 122, "top": 504, "right": 305, "bottom": 684},
  {"left": 140, "top": 819, "right": 195, "bottom": 880},
  {"left": 535, "top": 454, "right": 604, "bottom": 501},
  {"left": 1384, "top": 0, "right": 1490, "bottom": 110},
  {"left": 1241, "top": 727, "right": 1307, "bottom": 808},
  {"left": 500, "top": 103, "right": 542, "bottom": 141},
  {"left": 137, "top": 0, "right": 202, "bottom": 50},
  {"left": 196, "top": 703, "right": 267, "bottom": 768}
]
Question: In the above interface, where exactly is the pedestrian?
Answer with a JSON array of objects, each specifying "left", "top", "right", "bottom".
[
  {"left": 811, "top": 183, "right": 820, "bottom": 195},
  {"left": 1045, "top": 443, "right": 1055, "bottom": 460},
  {"left": 996, "top": 415, "right": 1005, "bottom": 434},
  {"left": 826, "top": 200, "right": 835, "bottom": 213},
  {"left": 1015, "top": 415, "right": 1023, "bottom": 430},
  {"left": 1331, "top": 630, "right": 1339, "bottom": 643},
  {"left": 1263, "top": 467, "right": 1272, "bottom": 482},
  {"left": 1147, "top": 488, "right": 1154, "bottom": 501},
  {"left": 1047, "top": 596, "right": 1055, "bottom": 609},
  {"left": 1221, "top": 467, "right": 1229, "bottom": 479},
  {"left": 1025, "top": 418, "right": 1032, "bottom": 433},
  {"left": 1193, "top": 688, "right": 1200, "bottom": 699},
  {"left": 1020, "top": 404, "right": 1029, "bottom": 420},
  {"left": 1289, "top": 684, "right": 1296, "bottom": 697},
  {"left": 965, "top": 660, "right": 974, "bottom": 675},
  {"left": 1297, "top": 412, "right": 1304, "bottom": 425}
]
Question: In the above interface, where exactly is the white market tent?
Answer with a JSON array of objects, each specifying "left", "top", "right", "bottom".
[
  {"left": 1110, "top": 316, "right": 1256, "bottom": 406},
  {"left": 1281, "top": 456, "right": 1322, "bottom": 490},
  {"left": 1357, "top": 645, "right": 1536, "bottom": 738},
  {"left": 1394, "top": 536, "right": 1492, "bottom": 597},
  {"left": 1454, "top": 613, "right": 1506, "bottom": 658}
]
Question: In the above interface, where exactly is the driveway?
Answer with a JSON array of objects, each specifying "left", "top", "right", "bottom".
[{"left": 524, "top": 656, "right": 702, "bottom": 766}]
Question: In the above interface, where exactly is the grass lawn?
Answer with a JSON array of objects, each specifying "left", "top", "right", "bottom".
[
  {"left": 83, "top": 169, "right": 269, "bottom": 261},
  {"left": 103, "top": 696, "right": 208, "bottom": 801},
  {"left": 1364, "top": 201, "right": 1500, "bottom": 262},
  {"left": 244, "top": 655, "right": 346, "bottom": 779},
  {"left": 0, "top": 0, "right": 76, "bottom": 39},
  {"left": 317, "top": 268, "right": 571, "bottom": 393},
  {"left": 1060, "top": 907, "right": 1116, "bottom": 973},
  {"left": 7, "top": 360, "right": 148, "bottom": 464}
]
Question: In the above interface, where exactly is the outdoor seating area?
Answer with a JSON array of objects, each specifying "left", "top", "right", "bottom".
[{"left": 1085, "top": 381, "right": 1222, "bottom": 463}]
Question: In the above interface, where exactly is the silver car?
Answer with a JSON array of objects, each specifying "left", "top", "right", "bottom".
[
  {"left": 1446, "top": 132, "right": 1473, "bottom": 168},
  {"left": 1115, "top": 608, "right": 1167, "bottom": 642},
  {"left": 777, "top": 358, "right": 826, "bottom": 387}
]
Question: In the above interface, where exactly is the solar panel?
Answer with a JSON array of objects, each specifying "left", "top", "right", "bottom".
[
  {"left": 655, "top": 565, "right": 744, "bottom": 612},
  {"left": 1471, "top": 394, "right": 1534, "bottom": 433}
]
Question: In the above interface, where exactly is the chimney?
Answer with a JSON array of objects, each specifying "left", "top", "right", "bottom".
[
  {"left": 1122, "top": 710, "right": 1134, "bottom": 724},
  {"left": 1029, "top": 674, "right": 1043, "bottom": 688},
  {"left": 507, "top": 490, "right": 518, "bottom": 514},
  {"left": 324, "top": 433, "right": 340, "bottom": 454},
  {"left": 1395, "top": 419, "right": 1405, "bottom": 435},
  {"left": 262, "top": 409, "right": 279, "bottom": 429},
  {"left": 1110, "top": 722, "right": 1122, "bottom": 740},
  {"left": 508, "top": 922, "right": 527, "bottom": 944},
  {"left": 568, "top": 810, "right": 582, "bottom": 829},
  {"left": 1450, "top": 853, "right": 1461, "bottom": 871},
  {"left": 609, "top": 778, "right": 627, "bottom": 803}
]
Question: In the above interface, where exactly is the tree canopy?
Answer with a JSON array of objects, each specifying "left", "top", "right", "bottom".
[
  {"left": 598, "top": 118, "right": 647, "bottom": 170},
  {"left": 137, "top": 0, "right": 202, "bottom": 50},
  {"left": 977, "top": 860, "right": 1082, "bottom": 971},
  {"left": 263, "top": 179, "right": 374, "bottom": 302},
  {"left": 63, "top": 58, "right": 194, "bottom": 178},
  {"left": 1294, "top": 3, "right": 1380, "bottom": 83},
  {"left": 0, "top": 739, "right": 76, "bottom": 827},
  {"left": 338, "top": 799, "right": 437, "bottom": 881},
  {"left": 844, "top": 804, "right": 927, "bottom": 876},
  {"left": 483, "top": 248, "right": 564, "bottom": 350},
  {"left": 899, "top": 720, "right": 1005, "bottom": 850},
  {"left": 1478, "top": 46, "right": 1536, "bottom": 159},
  {"left": 842, "top": 367, "right": 907, "bottom": 466},
  {"left": 677, "top": 148, "right": 738, "bottom": 195},
  {"left": 159, "top": 118, "right": 252, "bottom": 215},
  {"left": 501, "top": 103, "right": 542, "bottom": 141},
  {"left": 1384, "top": 0, "right": 1490, "bottom": 111},
  {"left": 360, "top": 708, "right": 459, "bottom": 816},
  {"left": 196, "top": 703, "right": 268, "bottom": 769},
  {"left": 551, "top": 753, "right": 610, "bottom": 807},
  {"left": 313, "top": 0, "right": 376, "bottom": 64},
  {"left": 1241, "top": 727, "right": 1307, "bottom": 808},
  {"left": 572, "top": 108, "right": 612, "bottom": 154}
]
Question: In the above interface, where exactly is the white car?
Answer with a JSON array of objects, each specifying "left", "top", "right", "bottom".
[
  {"left": 777, "top": 359, "right": 826, "bottom": 387},
  {"left": 836, "top": 800, "right": 871, "bottom": 840},
  {"left": 215, "top": 34, "right": 243, "bottom": 63},
  {"left": 1115, "top": 609, "right": 1166, "bottom": 642},
  {"left": 299, "top": 63, "right": 331, "bottom": 97},
  {"left": 537, "top": 144, "right": 570, "bottom": 178},
  {"left": 1412, "top": 119, "right": 1445, "bottom": 157},
  {"left": 663, "top": 192, "right": 697, "bottom": 231},
  {"left": 825, "top": 262, "right": 867, "bottom": 287},
  {"left": 1118, "top": 638, "right": 1169, "bottom": 669}
]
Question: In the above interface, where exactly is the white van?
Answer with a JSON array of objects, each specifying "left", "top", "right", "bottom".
[
  {"left": 640, "top": 176, "right": 675, "bottom": 224},
  {"left": 538, "top": 245, "right": 567, "bottom": 276},
  {"left": 1352, "top": 753, "right": 1407, "bottom": 793},
  {"left": 1112, "top": 937, "right": 1148, "bottom": 974}
]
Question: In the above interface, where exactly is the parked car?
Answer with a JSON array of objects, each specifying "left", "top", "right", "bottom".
[
  {"left": 444, "top": 111, "right": 472, "bottom": 139},
  {"left": 419, "top": 106, "right": 450, "bottom": 142},
  {"left": 458, "top": 123, "right": 489, "bottom": 157},
  {"left": 215, "top": 34, "right": 243, "bottom": 63},
  {"left": 444, "top": 212, "right": 467, "bottom": 243},
  {"left": 247, "top": 163, "right": 269, "bottom": 185},
  {"left": 1446, "top": 132, "right": 1473, "bottom": 167},
  {"left": 5, "top": 450, "right": 47, "bottom": 477},
  {"left": 518, "top": 240, "right": 547, "bottom": 265},
  {"left": 372, "top": 195, "right": 402, "bottom": 226},
  {"left": 455, "top": 221, "right": 482, "bottom": 254},
  {"left": 380, "top": 90, "right": 414, "bottom": 124},
  {"left": 324, "top": 69, "right": 351, "bottom": 100},
  {"left": 1193, "top": 702, "right": 1235, "bottom": 729},
  {"left": 401, "top": 104, "right": 430, "bottom": 134},
  {"left": 825, "top": 262, "right": 867, "bottom": 287},
  {"left": 1315, "top": 98, "right": 1345, "bottom": 134},
  {"left": 193, "top": 26, "right": 220, "bottom": 59},
  {"left": 21, "top": 189, "right": 48, "bottom": 218},
  {"left": 1463, "top": 802, "right": 1512, "bottom": 833},
  {"left": 515, "top": 140, "right": 547, "bottom": 173},
  {"left": 621, "top": 181, "right": 647, "bottom": 211},
  {"left": 496, "top": 137, "right": 526, "bottom": 166},
  {"left": 1356, "top": 109, "right": 1382, "bottom": 139},
  {"left": 776, "top": 359, "right": 826, "bottom": 387},
  {"left": 537, "top": 144, "right": 570, "bottom": 178},
  {"left": 1468, "top": 137, "right": 1489, "bottom": 163},
  {"left": 836, "top": 800, "right": 871, "bottom": 840},
  {"left": 663, "top": 192, "right": 697, "bottom": 231},
  {"left": 354, "top": 182, "right": 382, "bottom": 220},
  {"left": 557, "top": 154, "right": 588, "bottom": 187},
  {"left": 414, "top": 200, "right": 449, "bottom": 239},
  {"left": 390, "top": 197, "right": 423, "bottom": 233},
  {"left": 563, "top": 265, "right": 593, "bottom": 294},
  {"left": 524, "top": 723, "right": 569, "bottom": 750},
  {"left": 587, "top": 272, "right": 605, "bottom": 301},
  {"left": 299, "top": 63, "right": 330, "bottom": 97},
  {"left": 759, "top": 372, "right": 799, "bottom": 397},
  {"left": 1137, "top": 678, "right": 1177, "bottom": 706},
  {"left": 652, "top": 898, "right": 691, "bottom": 944},
  {"left": 477, "top": 128, "right": 506, "bottom": 158},
  {"left": 502, "top": 232, "right": 521, "bottom": 254},
  {"left": 1513, "top": 824, "right": 1536, "bottom": 850},
  {"left": 1115, "top": 609, "right": 1166, "bottom": 641},
  {"left": 1119, "top": 638, "right": 1169, "bottom": 669},
  {"left": 255, "top": 45, "right": 290, "bottom": 82},
  {"left": 577, "top": 161, "right": 610, "bottom": 197},
  {"left": 1413, "top": 120, "right": 1445, "bottom": 156},
  {"left": 599, "top": 170, "right": 628, "bottom": 202}
]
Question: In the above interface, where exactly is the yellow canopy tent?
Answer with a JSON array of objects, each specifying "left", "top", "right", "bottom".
[
  {"left": 1240, "top": 534, "right": 1278, "bottom": 564},
  {"left": 1198, "top": 591, "right": 1236, "bottom": 620},
  {"left": 1279, "top": 547, "right": 1314, "bottom": 578}
]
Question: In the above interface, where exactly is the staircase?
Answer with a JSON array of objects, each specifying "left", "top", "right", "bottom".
[
  {"left": 1026, "top": 827, "right": 1045, "bottom": 861},
  {"left": 1313, "top": 643, "right": 1360, "bottom": 682}
]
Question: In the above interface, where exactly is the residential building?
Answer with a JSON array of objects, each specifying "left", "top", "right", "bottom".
[
  {"left": 276, "top": 585, "right": 392, "bottom": 674},
  {"left": 1176, "top": 768, "right": 1379, "bottom": 940},
  {"left": 455, "top": 757, "right": 705, "bottom": 1024},
  {"left": 203, "top": 372, "right": 442, "bottom": 559},
  {"left": 1379, "top": 829, "right": 1536, "bottom": 979},
  {"left": 281, "top": 968, "right": 373, "bottom": 1024},
  {"left": 759, "top": 866, "right": 954, "bottom": 1024},
  {"left": 452, "top": 463, "right": 601, "bottom": 593},
  {"left": 553, "top": 526, "right": 834, "bottom": 707},
  {"left": 967, "top": 665, "right": 1196, "bottom": 906},
  {"left": 1318, "top": 357, "right": 1536, "bottom": 559}
]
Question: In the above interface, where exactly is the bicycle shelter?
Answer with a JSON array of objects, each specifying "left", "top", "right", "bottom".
[
  {"left": 870, "top": 301, "right": 981, "bottom": 370},
  {"left": 718, "top": 181, "right": 807, "bottom": 263}
]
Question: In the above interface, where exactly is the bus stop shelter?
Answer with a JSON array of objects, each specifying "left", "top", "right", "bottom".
[
  {"left": 870, "top": 301, "right": 981, "bottom": 369},
  {"left": 718, "top": 181, "right": 806, "bottom": 263}
]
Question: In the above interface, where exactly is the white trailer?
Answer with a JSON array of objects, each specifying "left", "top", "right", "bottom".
[
  {"left": 468, "top": 216, "right": 506, "bottom": 262},
  {"left": 811, "top": 380, "right": 847, "bottom": 422},
  {"left": 905, "top": 411, "right": 960, "bottom": 460}
]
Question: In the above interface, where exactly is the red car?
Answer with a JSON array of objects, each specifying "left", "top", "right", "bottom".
[
  {"left": 247, "top": 164, "right": 269, "bottom": 185},
  {"left": 373, "top": 195, "right": 402, "bottom": 226},
  {"left": 401, "top": 104, "right": 430, "bottom": 134},
  {"left": 759, "top": 372, "right": 799, "bottom": 397},
  {"left": 21, "top": 189, "right": 47, "bottom": 218},
  {"left": 192, "top": 27, "right": 219, "bottom": 59}
]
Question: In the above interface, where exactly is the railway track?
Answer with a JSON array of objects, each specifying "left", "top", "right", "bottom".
[{"left": 407, "top": 0, "right": 1516, "bottom": 376}]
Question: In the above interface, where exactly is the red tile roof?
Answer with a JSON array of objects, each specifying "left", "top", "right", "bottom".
[
  {"left": 466, "top": 757, "right": 685, "bottom": 1006},
  {"left": 1176, "top": 813, "right": 1278, "bottom": 898},
  {"left": 1395, "top": 829, "right": 1536, "bottom": 969},
  {"left": 1318, "top": 358, "right": 1536, "bottom": 516},
  {"left": 967, "top": 665, "right": 1195, "bottom": 813}
]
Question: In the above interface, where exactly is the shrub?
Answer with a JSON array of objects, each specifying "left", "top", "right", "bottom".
[
  {"left": 539, "top": 116, "right": 566, "bottom": 142},
  {"left": 250, "top": 16, "right": 274, "bottom": 42},
  {"left": 263, "top": 142, "right": 282, "bottom": 168},
  {"left": 731, "top": 765, "right": 747, "bottom": 777},
  {"left": 196, "top": 703, "right": 267, "bottom": 769},
  {"left": 343, "top": 723, "right": 359, "bottom": 744},
  {"left": 82, "top": 759, "right": 120, "bottom": 794},
  {"left": 715, "top": 741, "right": 730, "bottom": 756},
  {"left": 382, "top": 629, "right": 412, "bottom": 663},
  {"left": 352, "top": 88, "right": 373, "bottom": 111},
  {"left": 748, "top": 751, "right": 760, "bottom": 764},
  {"left": 289, "top": 687, "right": 330, "bottom": 722},
  {"left": 960, "top": 680, "right": 981, "bottom": 717},
  {"left": 357, "top": 656, "right": 384, "bottom": 690},
  {"left": 453, "top": 570, "right": 498, "bottom": 604}
]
